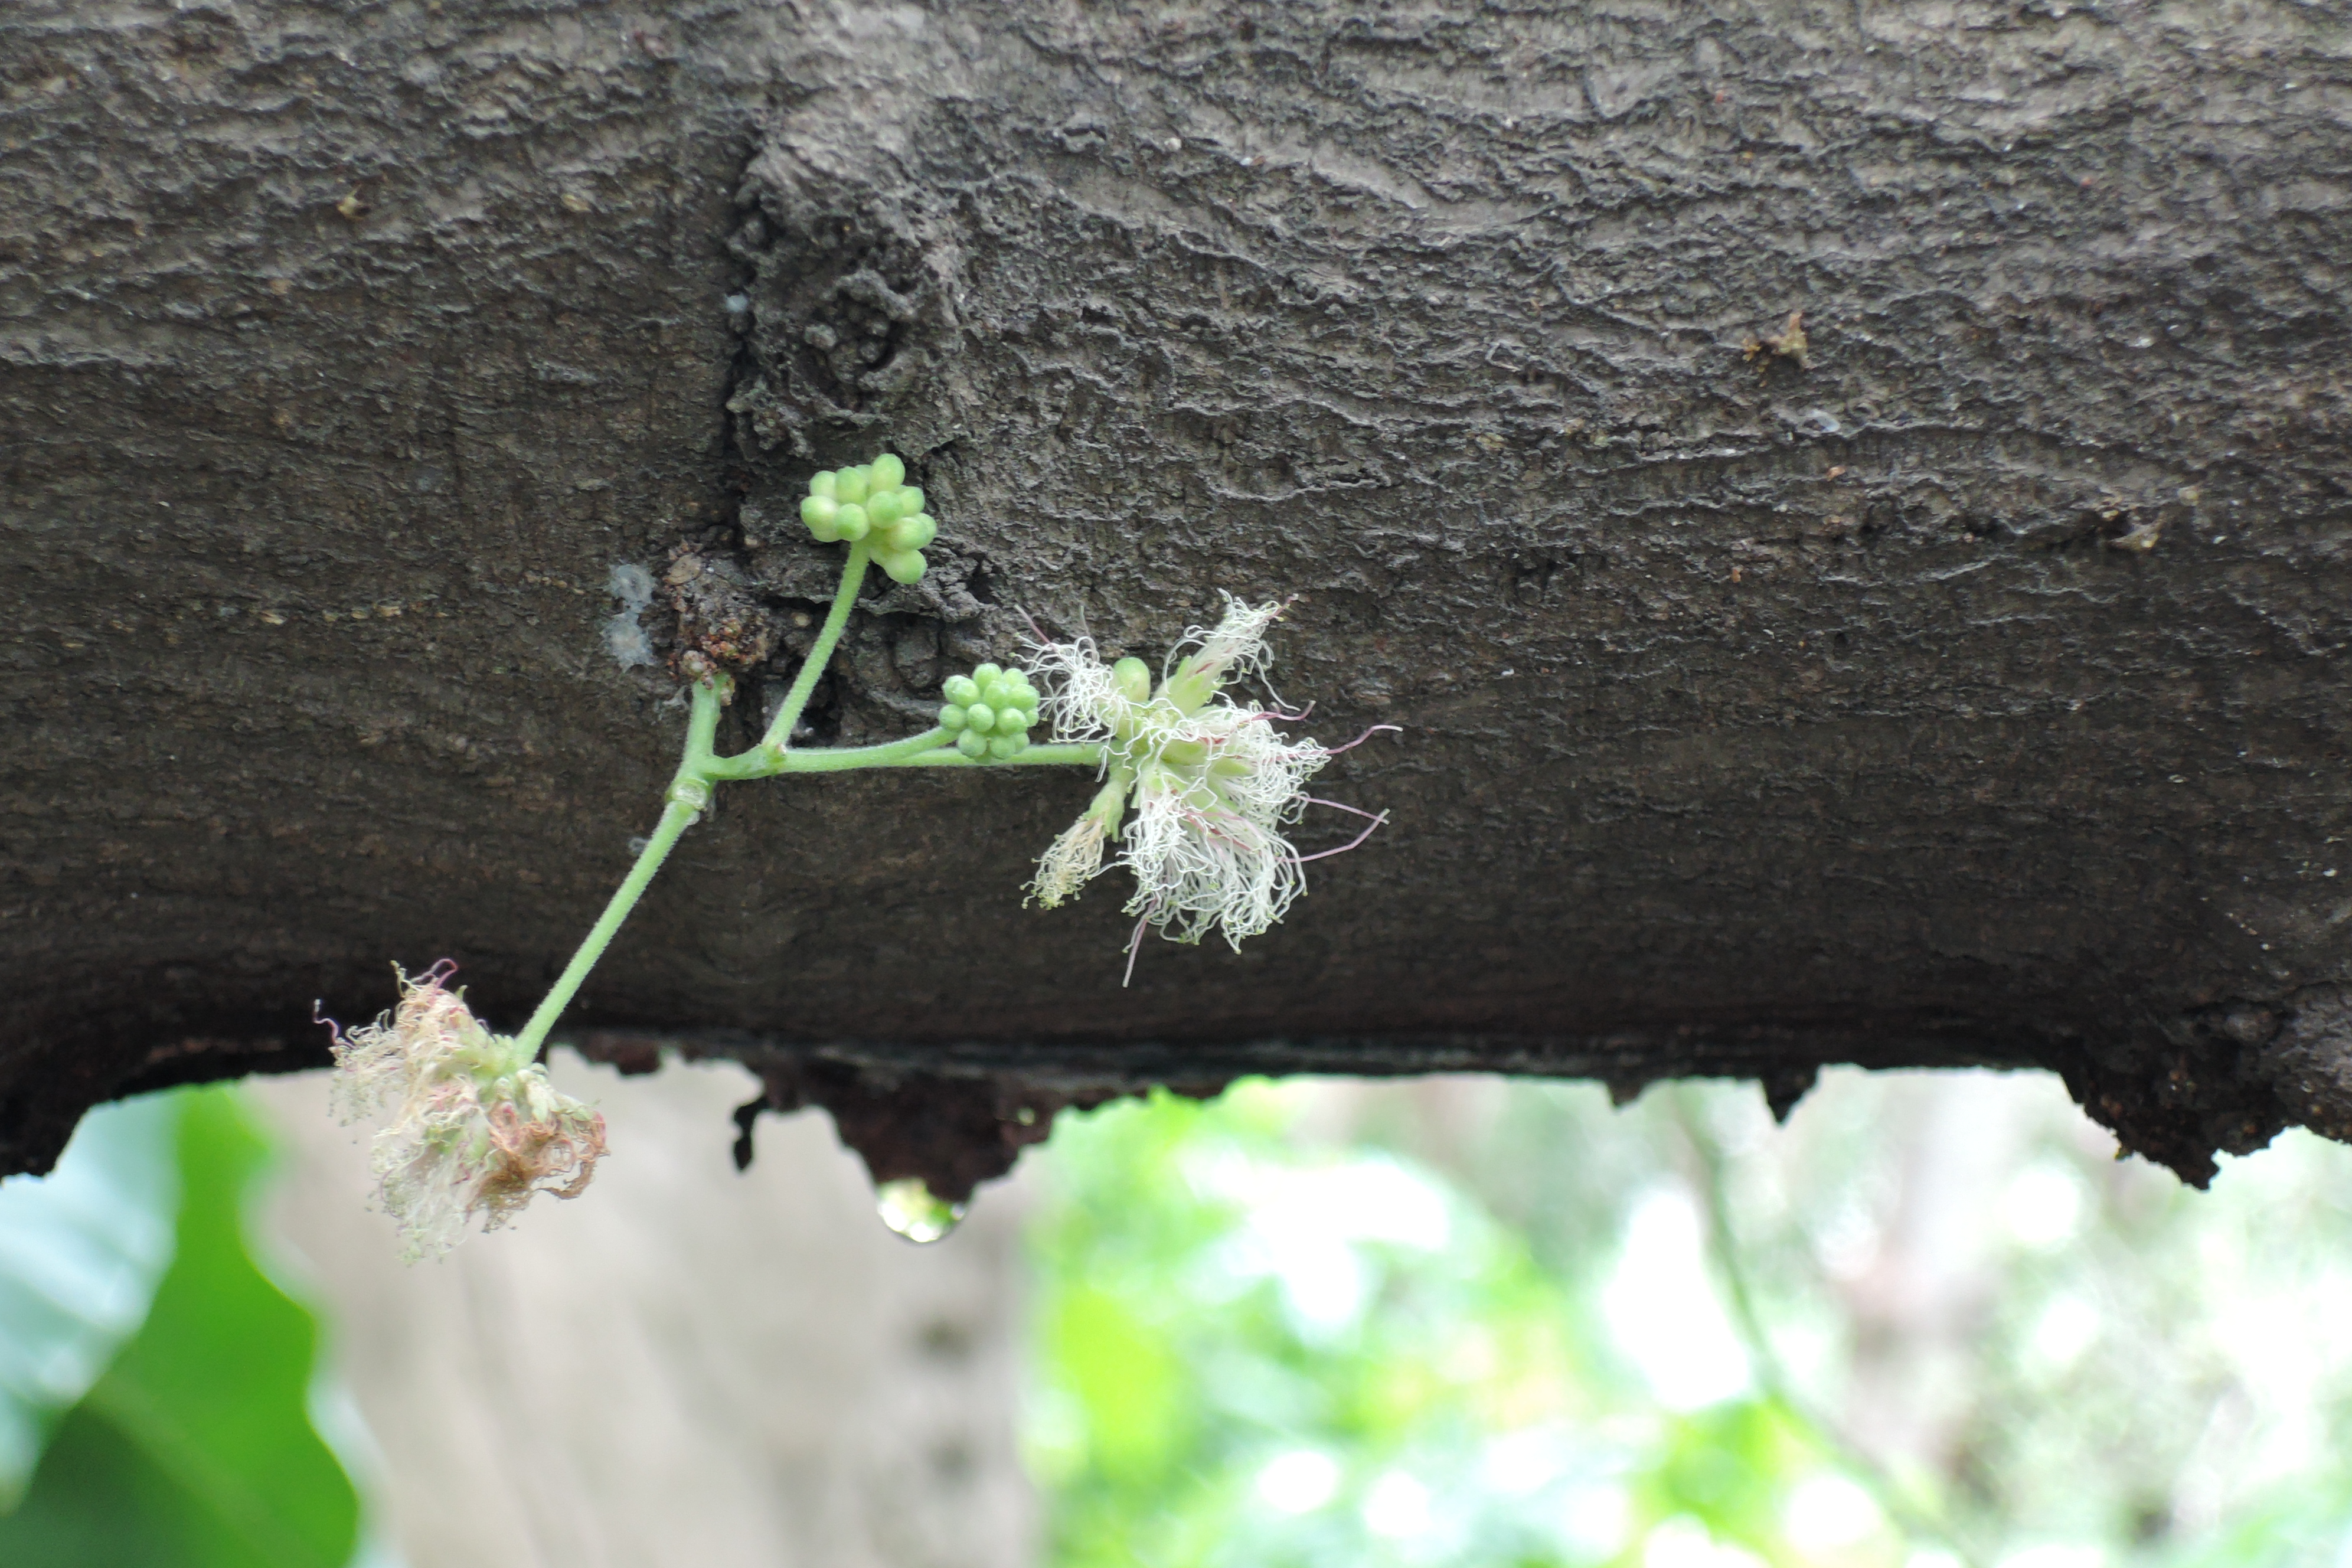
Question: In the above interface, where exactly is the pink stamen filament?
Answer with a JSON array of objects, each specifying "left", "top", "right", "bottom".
[
  {"left": 1324, "top": 724, "right": 1403, "bottom": 756},
  {"left": 1295, "top": 801, "right": 1390, "bottom": 863},
  {"left": 1123, "top": 910, "right": 1152, "bottom": 987},
  {"left": 1175, "top": 804, "right": 1250, "bottom": 848}
]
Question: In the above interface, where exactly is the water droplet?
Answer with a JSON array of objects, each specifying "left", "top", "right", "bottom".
[{"left": 876, "top": 1178, "right": 965, "bottom": 1244}]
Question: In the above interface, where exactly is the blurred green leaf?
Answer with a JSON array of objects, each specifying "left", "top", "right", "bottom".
[
  {"left": 1051, "top": 1282, "right": 1189, "bottom": 1486},
  {"left": 1634, "top": 1399, "right": 1818, "bottom": 1555},
  {"left": 0, "top": 1092, "right": 181, "bottom": 1504},
  {"left": 0, "top": 1086, "right": 361, "bottom": 1567}
]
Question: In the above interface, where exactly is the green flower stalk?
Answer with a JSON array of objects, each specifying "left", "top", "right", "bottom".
[{"left": 329, "top": 453, "right": 1389, "bottom": 1249}]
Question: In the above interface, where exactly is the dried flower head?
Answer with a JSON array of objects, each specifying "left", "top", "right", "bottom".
[
  {"left": 326, "top": 962, "right": 607, "bottom": 1261},
  {"left": 1027, "top": 596, "right": 1390, "bottom": 976}
]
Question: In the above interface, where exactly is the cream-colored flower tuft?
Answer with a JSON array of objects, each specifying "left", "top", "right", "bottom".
[
  {"left": 1122, "top": 707, "right": 1330, "bottom": 947},
  {"left": 1029, "top": 808, "right": 1113, "bottom": 909},
  {"left": 326, "top": 963, "right": 607, "bottom": 1262},
  {"left": 1027, "top": 596, "right": 1389, "bottom": 973}
]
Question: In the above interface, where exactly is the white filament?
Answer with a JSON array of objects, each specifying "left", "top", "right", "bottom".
[
  {"left": 1027, "top": 599, "right": 1334, "bottom": 952},
  {"left": 1030, "top": 813, "right": 1109, "bottom": 908}
]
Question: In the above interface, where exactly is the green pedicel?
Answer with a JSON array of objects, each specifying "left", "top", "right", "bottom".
[{"left": 509, "top": 455, "right": 1095, "bottom": 1057}]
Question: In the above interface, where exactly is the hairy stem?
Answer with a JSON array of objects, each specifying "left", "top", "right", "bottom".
[
  {"left": 750, "top": 726, "right": 955, "bottom": 776},
  {"left": 512, "top": 679, "right": 727, "bottom": 1057},
  {"left": 798, "top": 740, "right": 1106, "bottom": 773},
  {"left": 719, "top": 731, "right": 1109, "bottom": 779},
  {"left": 760, "top": 540, "right": 869, "bottom": 754}
]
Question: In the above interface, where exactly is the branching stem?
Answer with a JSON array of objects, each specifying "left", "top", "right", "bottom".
[{"left": 511, "top": 545, "right": 1102, "bottom": 1055}]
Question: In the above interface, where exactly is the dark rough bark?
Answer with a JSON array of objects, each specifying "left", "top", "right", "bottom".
[{"left": 6, "top": 0, "right": 2351, "bottom": 1190}]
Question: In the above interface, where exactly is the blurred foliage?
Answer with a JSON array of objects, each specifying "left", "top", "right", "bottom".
[
  {"left": 0, "top": 1086, "right": 364, "bottom": 1567},
  {"left": 1025, "top": 1072, "right": 2352, "bottom": 1568},
  {"left": 1026, "top": 1082, "right": 1869, "bottom": 1568},
  {"left": 0, "top": 1090, "right": 181, "bottom": 1504}
]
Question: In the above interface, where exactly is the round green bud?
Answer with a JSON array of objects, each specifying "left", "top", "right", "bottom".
[
  {"left": 988, "top": 734, "right": 1021, "bottom": 760},
  {"left": 870, "top": 453, "right": 906, "bottom": 488},
  {"left": 980, "top": 678, "right": 1011, "bottom": 707},
  {"left": 806, "top": 514, "right": 842, "bottom": 544},
  {"left": 810, "top": 471, "right": 838, "bottom": 499},
  {"left": 877, "top": 547, "right": 927, "bottom": 585},
  {"left": 998, "top": 707, "right": 1032, "bottom": 735},
  {"left": 835, "top": 467, "right": 870, "bottom": 504},
  {"left": 802, "top": 494, "right": 838, "bottom": 527},
  {"left": 965, "top": 703, "right": 997, "bottom": 734},
  {"left": 943, "top": 675, "right": 979, "bottom": 705},
  {"left": 974, "top": 663, "right": 1002, "bottom": 684},
  {"left": 1111, "top": 656, "right": 1152, "bottom": 704},
  {"left": 898, "top": 486, "right": 925, "bottom": 515},
  {"left": 887, "top": 513, "right": 935, "bottom": 551},
  {"left": 866, "top": 488, "right": 904, "bottom": 525},
  {"left": 1011, "top": 683, "right": 1040, "bottom": 713},
  {"left": 956, "top": 730, "right": 988, "bottom": 759},
  {"left": 833, "top": 503, "right": 870, "bottom": 541},
  {"left": 939, "top": 704, "right": 968, "bottom": 730}
]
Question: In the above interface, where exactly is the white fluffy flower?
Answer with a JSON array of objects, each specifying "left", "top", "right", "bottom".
[
  {"left": 1122, "top": 716, "right": 1327, "bottom": 947},
  {"left": 327, "top": 963, "right": 607, "bottom": 1261},
  {"left": 1028, "top": 597, "right": 1380, "bottom": 966}
]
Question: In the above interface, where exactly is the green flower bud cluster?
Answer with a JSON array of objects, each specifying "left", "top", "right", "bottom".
[
  {"left": 798, "top": 453, "right": 935, "bottom": 584},
  {"left": 939, "top": 663, "right": 1040, "bottom": 760}
]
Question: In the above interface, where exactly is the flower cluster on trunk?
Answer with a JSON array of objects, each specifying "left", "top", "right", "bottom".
[{"left": 1027, "top": 597, "right": 1383, "bottom": 973}]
